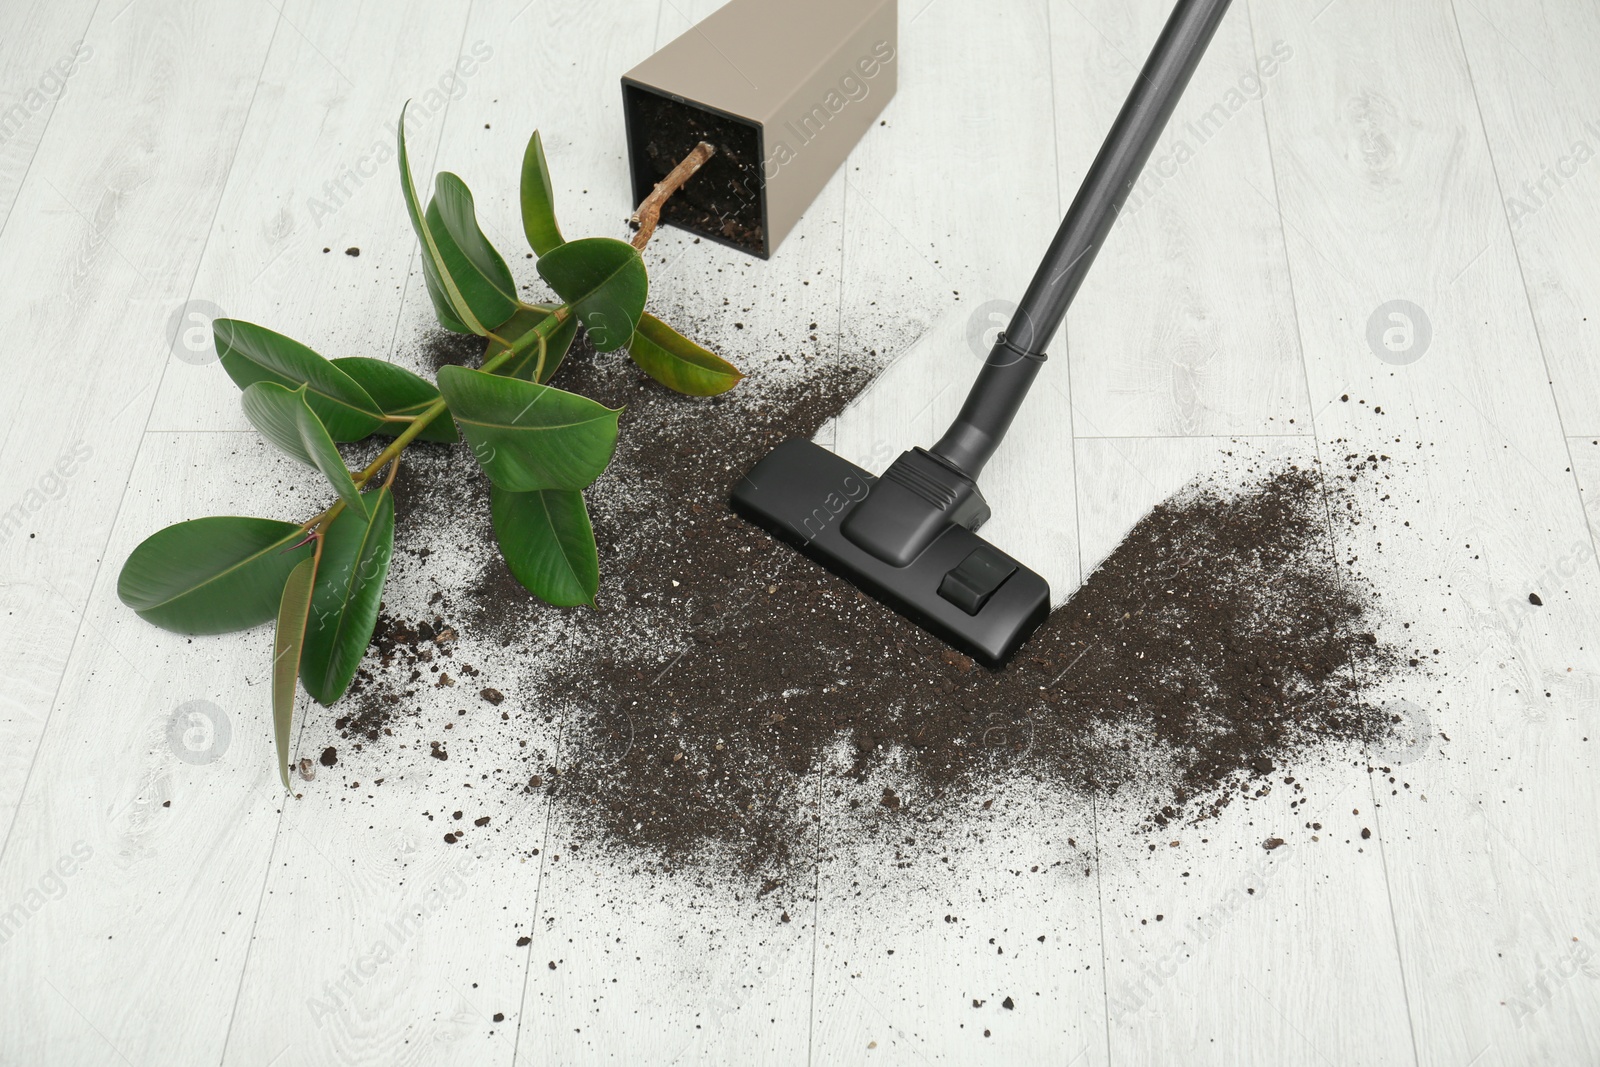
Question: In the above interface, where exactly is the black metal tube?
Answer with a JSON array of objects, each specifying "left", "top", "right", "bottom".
[{"left": 932, "top": 0, "right": 1234, "bottom": 478}]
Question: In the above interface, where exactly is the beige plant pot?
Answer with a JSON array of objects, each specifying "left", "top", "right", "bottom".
[{"left": 621, "top": 0, "right": 898, "bottom": 259}]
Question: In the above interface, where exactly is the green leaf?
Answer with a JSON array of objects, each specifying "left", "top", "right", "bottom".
[
  {"left": 331, "top": 357, "right": 458, "bottom": 443},
  {"left": 628, "top": 313, "right": 744, "bottom": 396},
  {"left": 241, "top": 382, "right": 369, "bottom": 519},
  {"left": 491, "top": 486, "right": 598, "bottom": 607},
  {"left": 485, "top": 305, "right": 578, "bottom": 383},
  {"left": 214, "top": 319, "right": 384, "bottom": 441},
  {"left": 425, "top": 171, "right": 519, "bottom": 330},
  {"left": 520, "top": 130, "right": 565, "bottom": 257},
  {"left": 300, "top": 487, "right": 395, "bottom": 706},
  {"left": 432, "top": 293, "right": 474, "bottom": 335},
  {"left": 437, "top": 365, "right": 620, "bottom": 491},
  {"left": 397, "top": 104, "right": 498, "bottom": 336},
  {"left": 272, "top": 555, "right": 317, "bottom": 792},
  {"left": 536, "top": 237, "right": 647, "bottom": 352},
  {"left": 118, "top": 517, "right": 314, "bottom": 635}
]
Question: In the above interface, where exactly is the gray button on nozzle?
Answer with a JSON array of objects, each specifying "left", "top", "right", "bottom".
[{"left": 938, "top": 546, "right": 1017, "bottom": 615}]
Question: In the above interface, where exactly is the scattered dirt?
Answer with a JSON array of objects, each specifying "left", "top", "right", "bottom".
[
  {"left": 329, "top": 321, "right": 1424, "bottom": 881},
  {"left": 623, "top": 85, "right": 766, "bottom": 254},
  {"left": 339, "top": 611, "right": 462, "bottom": 744}
]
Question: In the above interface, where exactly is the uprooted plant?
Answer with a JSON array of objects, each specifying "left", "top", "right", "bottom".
[{"left": 118, "top": 104, "right": 740, "bottom": 790}]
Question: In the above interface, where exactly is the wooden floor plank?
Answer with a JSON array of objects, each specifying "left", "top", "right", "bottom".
[
  {"left": 162, "top": 6, "right": 581, "bottom": 1064},
  {"left": 813, "top": 2, "right": 1105, "bottom": 1062},
  {"left": 1572, "top": 437, "right": 1600, "bottom": 536},
  {"left": 1452, "top": 0, "right": 1600, "bottom": 434},
  {"left": 511, "top": 1, "right": 841, "bottom": 1061},
  {"left": 811, "top": 792, "right": 1106, "bottom": 1065},
  {"left": 1075, "top": 436, "right": 1416, "bottom": 1065},
  {"left": 1249, "top": 0, "right": 1600, "bottom": 1062},
  {"left": 1055, "top": 0, "right": 1309, "bottom": 439},
  {"left": 0, "top": 433, "right": 321, "bottom": 1065},
  {"left": 2, "top": 0, "right": 1598, "bottom": 1062},
  {"left": 0, "top": 0, "right": 278, "bottom": 887},
  {"left": 0, "top": 0, "right": 101, "bottom": 234},
  {"left": 213, "top": 2, "right": 671, "bottom": 1063},
  {"left": 828, "top": 0, "right": 1082, "bottom": 604},
  {"left": 1052, "top": 3, "right": 1416, "bottom": 1062},
  {"left": 145, "top": 0, "right": 480, "bottom": 435}
]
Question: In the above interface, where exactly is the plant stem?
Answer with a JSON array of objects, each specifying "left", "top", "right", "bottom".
[
  {"left": 312, "top": 524, "right": 326, "bottom": 567},
  {"left": 297, "top": 504, "right": 334, "bottom": 534},
  {"left": 348, "top": 305, "right": 570, "bottom": 493},
  {"left": 355, "top": 399, "right": 446, "bottom": 486},
  {"left": 300, "top": 142, "right": 716, "bottom": 535},
  {"left": 630, "top": 141, "right": 715, "bottom": 251},
  {"left": 529, "top": 331, "right": 550, "bottom": 384},
  {"left": 486, "top": 305, "right": 566, "bottom": 374},
  {"left": 301, "top": 499, "right": 345, "bottom": 539}
]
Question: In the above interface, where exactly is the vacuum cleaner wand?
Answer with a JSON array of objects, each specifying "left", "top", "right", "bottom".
[{"left": 732, "top": 0, "right": 1234, "bottom": 666}]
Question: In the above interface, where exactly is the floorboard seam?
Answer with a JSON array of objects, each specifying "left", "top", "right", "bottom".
[
  {"left": 1241, "top": 2, "right": 1421, "bottom": 1064},
  {"left": 807, "top": 175, "right": 849, "bottom": 1067},
  {"left": 142, "top": 10, "right": 302, "bottom": 1065},
  {"left": 1043, "top": 3, "right": 1111, "bottom": 1062},
  {"left": 1447, "top": 0, "right": 1600, "bottom": 581},
  {"left": 0, "top": 4, "right": 283, "bottom": 886},
  {"left": 0, "top": 0, "right": 105, "bottom": 245}
]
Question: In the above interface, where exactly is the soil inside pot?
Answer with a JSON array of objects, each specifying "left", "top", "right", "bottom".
[
  {"left": 624, "top": 85, "right": 766, "bottom": 255},
  {"left": 339, "top": 326, "right": 1425, "bottom": 882}
]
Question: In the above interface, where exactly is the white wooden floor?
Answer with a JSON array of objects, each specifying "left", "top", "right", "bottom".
[{"left": 2, "top": 0, "right": 1599, "bottom": 1063}]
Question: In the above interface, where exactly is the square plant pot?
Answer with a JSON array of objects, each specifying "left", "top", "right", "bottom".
[{"left": 621, "top": 0, "right": 898, "bottom": 259}]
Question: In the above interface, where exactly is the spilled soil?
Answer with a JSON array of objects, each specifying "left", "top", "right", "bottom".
[{"left": 335, "top": 326, "right": 1424, "bottom": 880}]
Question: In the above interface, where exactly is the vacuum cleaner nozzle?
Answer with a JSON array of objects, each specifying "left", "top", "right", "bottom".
[
  {"left": 730, "top": 0, "right": 1233, "bottom": 667},
  {"left": 731, "top": 439, "right": 1051, "bottom": 667}
]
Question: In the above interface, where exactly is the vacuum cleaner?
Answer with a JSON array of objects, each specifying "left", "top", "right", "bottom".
[{"left": 732, "top": 0, "right": 1234, "bottom": 666}]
